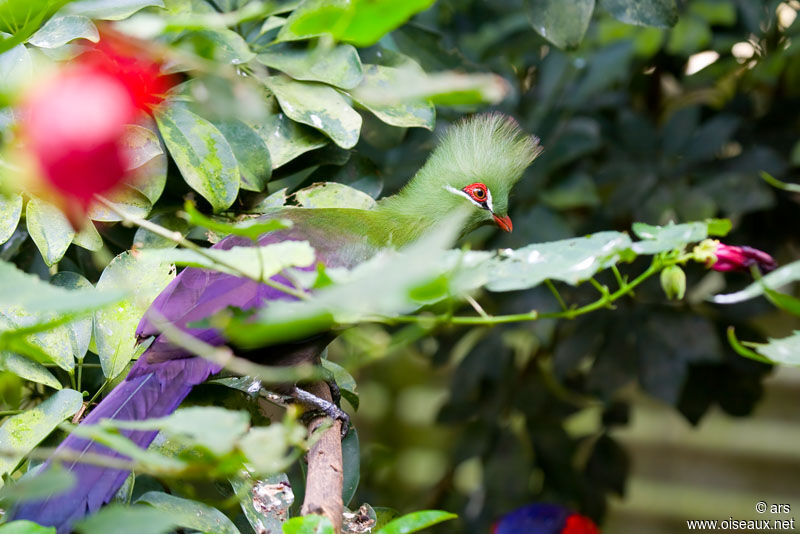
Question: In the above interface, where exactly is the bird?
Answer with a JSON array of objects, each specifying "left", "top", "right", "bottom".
[
  {"left": 493, "top": 503, "right": 600, "bottom": 534},
  {"left": 12, "top": 112, "right": 542, "bottom": 532}
]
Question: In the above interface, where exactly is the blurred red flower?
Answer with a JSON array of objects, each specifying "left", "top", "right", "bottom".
[{"left": 20, "top": 33, "right": 175, "bottom": 219}]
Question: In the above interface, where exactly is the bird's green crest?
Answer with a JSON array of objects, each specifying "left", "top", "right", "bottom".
[{"left": 378, "top": 113, "right": 541, "bottom": 236}]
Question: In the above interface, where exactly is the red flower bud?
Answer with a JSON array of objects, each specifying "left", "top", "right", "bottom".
[{"left": 706, "top": 242, "right": 777, "bottom": 273}]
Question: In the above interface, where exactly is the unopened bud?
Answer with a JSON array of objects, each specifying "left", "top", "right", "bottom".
[{"left": 660, "top": 265, "right": 686, "bottom": 300}]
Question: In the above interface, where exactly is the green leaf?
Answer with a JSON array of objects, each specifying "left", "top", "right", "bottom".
[
  {"left": 712, "top": 260, "right": 800, "bottom": 305},
  {"left": 210, "top": 119, "right": 272, "bottom": 192},
  {"left": 265, "top": 75, "right": 362, "bottom": 149},
  {"left": 760, "top": 171, "right": 800, "bottom": 194},
  {"left": 257, "top": 43, "right": 363, "bottom": 90},
  {"left": 755, "top": 331, "right": 800, "bottom": 366},
  {"left": 278, "top": 0, "right": 436, "bottom": 46},
  {"left": 482, "top": 232, "right": 634, "bottom": 292},
  {"left": 232, "top": 474, "right": 292, "bottom": 534},
  {"left": 350, "top": 66, "right": 507, "bottom": 108},
  {"left": 75, "top": 505, "right": 178, "bottom": 534},
  {"left": 0, "top": 194, "right": 22, "bottom": 245},
  {"left": 133, "top": 213, "right": 190, "bottom": 249},
  {"left": 239, "top": 424, "right": 305, "bottom": 475},
  {"left": 113, "top": 407, "right": 249, "bottom": 455},
  {"left": 125, "top": 120, "right": 168, "bottom": 205},
  {"left": 136, "top": 491, "right": 240, "bottom": 534},
  {"left": 0, "top": 467, "right": 75, "bottom": 505},
  {"left": 0, "top": 40, "right": 32, "bottom": 93},
  {"left": 72, "top": 221, "right": 103, "bottom": 251},
  {"left": 525, "top": 0, "right": 595, "bottom": 49},
  {"left": 182, "top": 201, "right": 289, "bottom": 240},
  {"left": 140, "top": 241, "right": 315, "bottom": 280},
  {"left": 631, "top": 220, "right": 727, "bottom": 254},
  {"left": 0, "top": 389, "right": 83, "bottom": 478},
  {"left": 598, "top": 0, "right": 678, "bottom": 28},
  {"left": 763, "top": 285, "right": 800, "bottom": 317},
  {"left": 94, "top": 251, "right": 175, "bottom": 379},
  {"left": 0, "top": 520, "right": 56, "bottom": 534},
  {"left": 27, "top": 15, "right": 98, "bottom": 48},
  {"left": 294, "top": 182, "right": 376, "bottom": 210},
  {"left": 727, "top": 327, "right": 773, "bottom": 364},
  {"left": 350, "top": 65, "right": 434, "bottom": 129},
  {"left": 247, "top": 110, "right": 327, "bottom": 169},
  {"left": 188, "top": 29, "right": 255, "bottom": 65},
  {"left": 0, "top": 310, "right": 74, "bottom": 372},
  {"left": 66, "top": 0, "right": 166, "bottom": 21},
  {"left": 156, "top": 105, "right": 240, "bottom": 212},
  {"left": 50, "top": 272, "right": 94, "bottom": 361},
  {"left": 0, "top": 350, "right": 61, "bottom": 389},
  {"left": 0, "top": 260, "right": 124, "bottom": 315},
  {"left": 340, "top": 427, "right": 359, "bottom": 506},
  {"left": 375, "top": 510, "right": 457, "bottom": 534},
  {"left": 321, "top": 359, "right": 358, "bottom": 410},
  {"left": 26, "top": 199, "right": 74, "bottom": 267},
  {"left": 87, "top": 186, "right": 153, "bottom": 222},
  {"left": 282, "top": 515, "right": 334, "bottom": 534}
]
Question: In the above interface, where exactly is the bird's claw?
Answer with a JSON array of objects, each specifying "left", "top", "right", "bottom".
[{"left": 292, "top": 386, "right": 350, "bottom": 438}]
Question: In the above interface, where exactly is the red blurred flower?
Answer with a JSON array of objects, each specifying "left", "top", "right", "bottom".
[
  {"left": 20, "top": 32, "right": 175, "bottom": 219},
  {"left": 695, "top": 240, "right": 777, "bottom": 273}
]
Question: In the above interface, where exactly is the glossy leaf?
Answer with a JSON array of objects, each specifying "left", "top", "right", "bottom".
[
  {"left": 265, "top": 75, "right": 362, "bottom": 149},
  {"left": 232, "top": 474, "right": 293, "bottom": 534},
  {"left": 182, "top": 201, "right": 289, "bottom": 241},
  {"left": 257, "top": 43, "right": 363, "bottom": 89},
  {"left": 340, "top": 427, "right": 360, "bottom": 506},
  {"left": 375, "top": 510, "right": 457, "bottom": 534},
  {"left": 0, "top": 468, "right": 75, "bottom": 505},
  {"left": 75, "top": 505, "right": 178, "bottom": 534},
  {"left": 27, "top": 15, "right": 98, "bottom": 48},
  {"left": 66, "top": 0, "right": 166, "bottom": 21},
  {"left": 0, "top": 350, "right": 61, "bottom": 389},
  {"left": 0, "top": 389, "right": 83, "bottom": 477},
  {"left": 72, "top": 221, "right": 103, "bottom": 251},
  {"left": 0, "top": 308, "right": 74, "bottom": 372},
  {"left": 210, "top": 119, "right": 272, "bottom": 192},
  {"left": 598, "top": 0, "right": 678, "bottom": 28},
  {"left": 87, "top": 186, "right": 152, "bottom": 222},
  {"left": 188, "top": 29, "right": 255, "bottom": 65},
  {"left": 0, "top": 194, "right": 22, "bottom": 245},
  {"left": 278, "top": 0, "right": 435, "bottom": 46},
  {"left": 711, "top": 260, "right": 800, "bottom": 305},
  {"left": 0, "top": 40, "right": 32, "bottom": 93},
  {"left": 140, "top": 241, "right": 315, "bottom": 280},
  {"left": 122, "top": 124, "right": 164, "bottom": 171},
  {"left": 94, "top": 251, "right": 174, "bottom": 379},
  {"left": 0, "top": 520, "right": 56, "bottom": 534},
  {"left": 247, "top": 111, "right": 327, "bottom": 169},
  {"left": 132, "top": 213, "right": 190, "bottom": 249},
  {"left": 50, "top": 272, "right": 94, "bottom": 361},
  {"left": 125, "top": 120, "right": 168, "bottom": 205},
  {"left": 136, "top": 491, "right": 240, "bottom": 534},
  {"left": 321, "top": 359, "right": 359, "bottom": 410},
  {"left": 350, "top": 64, "right": 434, "bottom": 129},
  {"left": 156, "top": 105, "right": 240, "bottom": 212},
  {"left": 631, "top": 219, "right": 730, "bottom": 254},
  {"left": 294, "top": 182, "right": 376, "bottom": 210},
  {"left": 25, "top": 199, "right": 74, "bottom": 267},
  {"left": 755, "top": 331, "right": 800, "bottom": 366},
  {"left": 525, "top": 0, "right": 595, "bottom": 49},
  {"left": 283, "top": 515, "right": 334, "bottom": 534}
]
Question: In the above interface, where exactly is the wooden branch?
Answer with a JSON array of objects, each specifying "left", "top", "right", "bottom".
[{"left": 301, "top": 382, "right": 343, "bottom": 533}]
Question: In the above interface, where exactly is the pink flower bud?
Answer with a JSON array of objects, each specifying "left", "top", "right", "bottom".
[{"left": 706, "top": 242, "right": 777, "bottom": 273}]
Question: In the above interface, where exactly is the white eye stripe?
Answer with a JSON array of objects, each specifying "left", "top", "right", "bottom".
[{"left": 444, "top": 185, "right": 495, "bottom": 212}]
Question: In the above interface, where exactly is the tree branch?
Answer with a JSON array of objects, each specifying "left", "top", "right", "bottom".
[{"left": 301, "top": 382, "right": 343, "bottom": 533}]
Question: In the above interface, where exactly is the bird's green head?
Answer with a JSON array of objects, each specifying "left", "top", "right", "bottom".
[{"left": 381, "top": 113, "right": 542, "bottom": 235}]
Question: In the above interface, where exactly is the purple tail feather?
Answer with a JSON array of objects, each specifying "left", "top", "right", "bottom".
[{"left": 11, "top": 355, "right": 219, "bottom": 533}]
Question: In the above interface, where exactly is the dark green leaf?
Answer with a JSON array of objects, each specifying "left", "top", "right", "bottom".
[
  {"left": 182, "top": 201, "right": 288, "bottom": 240},
  {"left": 27, "top": 14, "right": 98, "bottom": 48},
  {"left": 0, "top": 467, "right": 75, "bottom": 505},
  {"left": 0, "top": 389, "right": 83, "bottom": 477},
  {"left": 156, "top": 105, "right": 240, "bottom": 212},
  {"left": 75, "top": 505, "right": 178, "bottom": 534},
  {"left": 210, "top": 119, "right": 272, "bottom": 192},
  {"left": 257, "top": 42, "right": 363, "bottom": 89},
  {"left": 341, "top": 427, "right": 360, "bottom": 506},
  {"left": 232, "top": 473, "right": 293, "bottom": 534},
  {"left": 598, "top": 0, "right": 678, "bottom": 28},
  {"left": 375, "top": 510, "right": 457, "bottom": 534},
  {"left": 50, "top": 272, "right": 93, "bottom": 361},
  {"left": 265, "top": 75, "right": 362, "bottom": 149},
  {"left": 136, "top": 491, "right": 240, "bottom": 534},
  {"left": 132, "top": 213, "right": 190, "bottom": 249},
  {"left": 349, "top": 64, "right": 434, "bottom": 129},
  {"left": 247, "top": 110, "right": 327, "bottom": 169},
  {"left": 525, "top": 0, "right": 595, "bottom": 49},
  {"left": 0, "top": 194, "right": 22, "bottom": 245}
]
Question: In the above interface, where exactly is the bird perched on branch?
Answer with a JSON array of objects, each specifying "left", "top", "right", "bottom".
[{"left": 13, "top": 113, "right": 541, "bottom": 532}]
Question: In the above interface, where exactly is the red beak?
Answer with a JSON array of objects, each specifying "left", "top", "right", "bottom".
[{"left": 493, "top": 213, "right": 513, "bottom": 232}]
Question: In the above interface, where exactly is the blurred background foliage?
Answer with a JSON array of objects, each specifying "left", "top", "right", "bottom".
[{"left": 0, "top": 0, "right": 799, "bottom": 532}]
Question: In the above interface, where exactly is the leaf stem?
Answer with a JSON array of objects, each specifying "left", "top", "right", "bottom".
[
  {"left": 93, "top": 195, "right": 309, "bottom": 301},
  {"left": 544, "top": 279, "right": 568, "bottom": 311}
]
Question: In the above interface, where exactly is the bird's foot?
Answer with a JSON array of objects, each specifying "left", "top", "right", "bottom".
[{"left": 291, "top": 386, "right": 350, "bottom": 438}]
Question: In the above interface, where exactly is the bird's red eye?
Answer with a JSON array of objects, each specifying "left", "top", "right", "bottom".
[{"left": 463, "top": 183, "right": 488, "bottom": 203}]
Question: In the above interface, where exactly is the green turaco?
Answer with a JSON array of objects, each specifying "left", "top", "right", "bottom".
[{"left": 12, "top": 112, "right": 542, "bottom": 532}]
